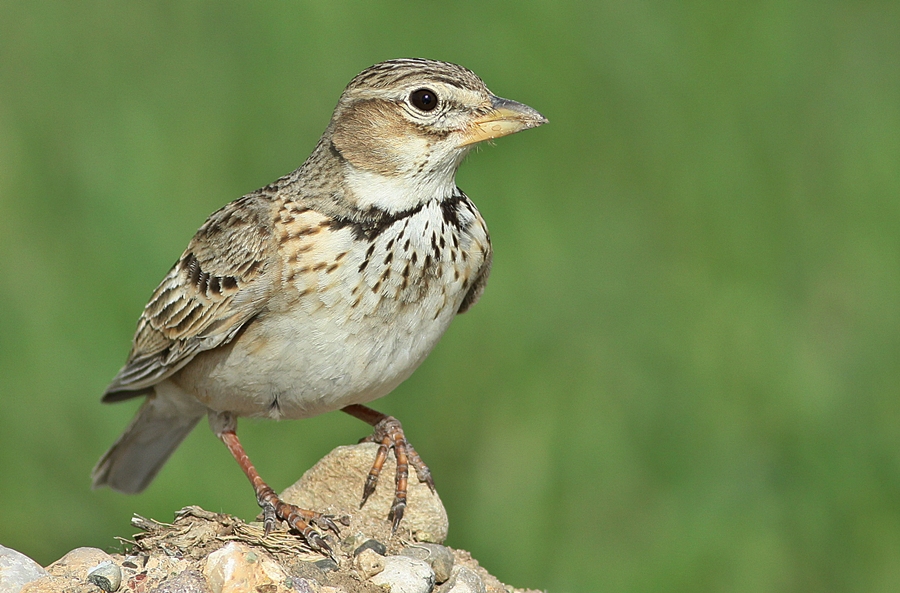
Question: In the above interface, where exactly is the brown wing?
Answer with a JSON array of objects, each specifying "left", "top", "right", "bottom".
[{"left": 104, "top": 194, "right": 277, "bottom": 400}]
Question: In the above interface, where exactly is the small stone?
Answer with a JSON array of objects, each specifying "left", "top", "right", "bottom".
[
  {"left": 203, "top": 542, "right": 293, "bottom": 593},
  {"left": 134, "top": 554, "right": 193, "bottom": 592},
  {"left": 0, "top": 545, "right": 48, "bottom": 593},
  {"left": 46, "top": 547, "right": 114, "bottom": 578},
  {"left": 149, "top": 569, "right": 210, "bottom": 593},
  {"left": 340, "top": 532, "right": 368, "bottom": 554},
  {"left": 413, "top": 531, "right": 439, "bottom": 544},
  {"left": 400, "top": 543, "right": 454, "bottom": 583},
  {"left": 312, "top": 558, "right": 338, "bottom": 573},
  {"left": 20, "top": 547, "right": 117, "bottom": 593},
  {"left": 87, "top": 561, "right": 122, "bottom": 592},
  {"left": 287, "top": 577, "right": 318, "bottom": 593},
  {"left": 285, "top": 560, "right": 326, "bottom": 584},
  {"left": 353, "top": 539, "right": 387, "bottom": 557},
  {"left": 353, "top": 548, "right": 385, "bottom": 580},
  {"left": 437, "top": 566, "right": 485, "bottom": 593},
  {"left": 370, "top": 556, "right": 435, "bottom": 593}
]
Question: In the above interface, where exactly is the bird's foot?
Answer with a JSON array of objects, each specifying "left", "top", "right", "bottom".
[
  {"left": 256, "top": 485, "right": 350, "bottom": 558},
  {"left": 357, "top": 414, "right": 436, "bottom": 531},
  {"left": 218, "top": 426, "right": 349, "bottom": 558}
]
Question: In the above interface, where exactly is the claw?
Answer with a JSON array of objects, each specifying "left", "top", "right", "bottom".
[
  {"left": 317, "top": 515, "right": 342, "bottom": 535},
  {"left": 260, "top": 500, "right": 278, "bottom": 537},
  {"left": 305, "top": 529, "right": 333, "bottom": 558},
  {"left": 360, "top": 475, "right": 378, "bottom": 508},
  {"left": 416, "top": 466, "right": 436, "bottom": 494},
  {"left": 388, "top": 499, "right": 406, "bottom": 532}
]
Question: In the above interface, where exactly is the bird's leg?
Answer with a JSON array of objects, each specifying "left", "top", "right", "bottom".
[
  {"left": 211, "top": 412, "right": 347, "bottom": 556},
  {"left": 341, "top": 404, "right": 435, "bottom": 531}
]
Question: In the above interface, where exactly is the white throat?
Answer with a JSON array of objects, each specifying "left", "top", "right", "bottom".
[{"left": 343, "top": 156, "right": 463, "bottom": 213}]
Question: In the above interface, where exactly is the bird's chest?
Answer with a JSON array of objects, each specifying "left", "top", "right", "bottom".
[
  {"left": 219, "top": 197, "right": 490, "bottom": 417},
  {"left": 277, "top": 195, "right": 489, "bottom": 314}
]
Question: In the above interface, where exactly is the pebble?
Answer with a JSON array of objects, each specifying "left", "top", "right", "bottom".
[
  {"left": 287, "top": 577, "right": 318, "bottom": 593},
  {"left": 286, "top": 559, "right": 327, "bottom": 584},
  {"left": 47, "top": 547, "right": 115, "bottom": 577},
  {"left": 203, "top": 542, "right": 293, "bottom": 593},
  {"left": 370, "top": 555, "right": 435, "bottom": 593},
  {"left": 19, "top": 547, "right": 119, "bottom": 593},
  {"left": 399, "top": 543, "right": 454, "bottom": 583},
  {"left": 148, "top": 569, "right": 210, "bottom": 593},
  {"left": 437, "top": 566, "right": 485, "bottom": 593},
  {"left": 87, "top": 561, "right": 122, "bottom": 592},
  {"left": 313, "top": 558, "right": 339, "bottom": 573},
  {"left": 353, "top": 548, "right": 385, "bottom": 579},
  {"left": 353, "top": 539, "right": 386, "bottom": 557},
  {"left": 0, "top": 545, "right": 48, "bottom": 593}
]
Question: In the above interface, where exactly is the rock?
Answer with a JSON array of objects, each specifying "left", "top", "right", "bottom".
[
  {"left": 129, "top": 554, "right": 195, "bottom": 592},
  {"left": 203, "top": 542, "right": 293, "bottom": 593},
  {"left": 313, "top": 558, "right": 339, "bottom": 573},
  {"left": 340, "top": 532, "right": 368, "bottom": 554},
  {"left": 0, "top": 545, "right": 48, "bottom": 593},
  {"left": 437, "top": 566, "right": 485, "bottom": 593},
  {"left": 87, "top": 561, "right": 122, "bottom": 591},
  {"left": 354, "top": 539, "right": 387, "bottom": 557},
  {"left": 285, "top": 559, "right": 327, "bottom": 585},
  {"left": 353, "top": 548, "right": 385, "bottom": 579},
  {"left": 400, "top": 543, "right": 454, "bottom": 583},
  {"left": 281, "top": 444, "right": 448, "bottom": 545},
  {"left": 286, "top": 577, "right": 318, "bottom": 593},
  {"left": 370, "top": 555, "right": 435, "bottom": 593},
  {"left": 21, "top": 547, "right": 119, "bottom": 593},
  {"left": 46, "top": 547, "right": 114, "bottom": 578},
  {"left": 5, "top": 438, "right": 541, "bottom": 592},
  {"left": 149, "top": 569, "right": 211, "bottom": 593}
]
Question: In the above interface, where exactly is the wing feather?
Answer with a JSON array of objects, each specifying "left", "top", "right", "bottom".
[{"left": 104, "top": 194, "right": 277, "bottom": 399}]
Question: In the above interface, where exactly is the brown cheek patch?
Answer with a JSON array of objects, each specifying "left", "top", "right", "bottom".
[{"left": 332, "top": 99, "right": 418, "bottom": 175}]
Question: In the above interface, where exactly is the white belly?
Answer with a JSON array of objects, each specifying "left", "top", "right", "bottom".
[
  {"left": 172, "top": 199, "right": 489, "bottom": 419},
  {"left": 176, "top": 290, "right": 455, "bottom": 419}
]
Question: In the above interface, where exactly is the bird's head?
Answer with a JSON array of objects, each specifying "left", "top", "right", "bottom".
[{"left": 325, "top": 58, "right": 547, "bottom": 211}]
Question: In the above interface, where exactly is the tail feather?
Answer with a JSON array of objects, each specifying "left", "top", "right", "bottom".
[{"left": 92, "top": 385, "right": 204, "bottom": 494}]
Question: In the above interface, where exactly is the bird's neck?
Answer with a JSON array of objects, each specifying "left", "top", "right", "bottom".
[
  {"left": 294, "top": 136, "right": 464, "bottom": 217},
  {"left": 341, "top": 162, "right": 457, "bottom": 214}
]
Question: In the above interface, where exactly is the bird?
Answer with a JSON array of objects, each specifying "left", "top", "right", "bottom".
[{"left": 91, "top": 58, "right": 547, "bottom": 554}]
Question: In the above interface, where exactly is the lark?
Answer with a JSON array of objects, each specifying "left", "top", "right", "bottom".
[{"left": 92, "top": 58, "right": 546, "bottom": 554}]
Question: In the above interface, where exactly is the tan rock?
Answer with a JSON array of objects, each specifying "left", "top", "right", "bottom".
[
  {"left": 149, "top": 569, "right": 212, "bottom": 593},
  {"left": 22, "top": 547, "right": 118, "bottom": 593},
  {"left": 353, "top": 548, "right": 385, "bottom": 580},
  {"left": 280, "top": 443, "right": 448, "bottom": 546},
  {"left": 45, "top": 547, "right": 114, "bottom": 578},
  {"left": 203, "top": 542, "right": 294, "bottom": 593}
]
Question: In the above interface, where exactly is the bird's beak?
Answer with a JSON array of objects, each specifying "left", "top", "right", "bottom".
[{"left": 458, "top": 96, "right": 548, "bottom": 147}]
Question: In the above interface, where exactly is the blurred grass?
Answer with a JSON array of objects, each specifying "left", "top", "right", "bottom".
[{"left": 2, "top": 1, "right": 900, "bottom": 591}]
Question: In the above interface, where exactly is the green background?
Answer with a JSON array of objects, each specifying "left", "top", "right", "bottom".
[{"left": 2, "top": 2, "right": 899, "bottom": 591}]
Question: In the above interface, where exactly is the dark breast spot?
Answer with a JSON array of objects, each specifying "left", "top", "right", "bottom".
[{"left": 328, "top": 201, "right": 426, "bottom": 242}]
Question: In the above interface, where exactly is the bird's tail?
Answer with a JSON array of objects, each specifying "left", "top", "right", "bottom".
[{"left": 91, "top": 382, "right": 205, "bottom": 494}]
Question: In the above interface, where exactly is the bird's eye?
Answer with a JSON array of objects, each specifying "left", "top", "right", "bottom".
[{"left": 409, "top": 88, "right": 439, "bottom": 112}]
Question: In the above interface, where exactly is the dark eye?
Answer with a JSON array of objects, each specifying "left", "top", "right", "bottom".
[{"left": 410, "top": 88, "right": 439, "bottom": 112}]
